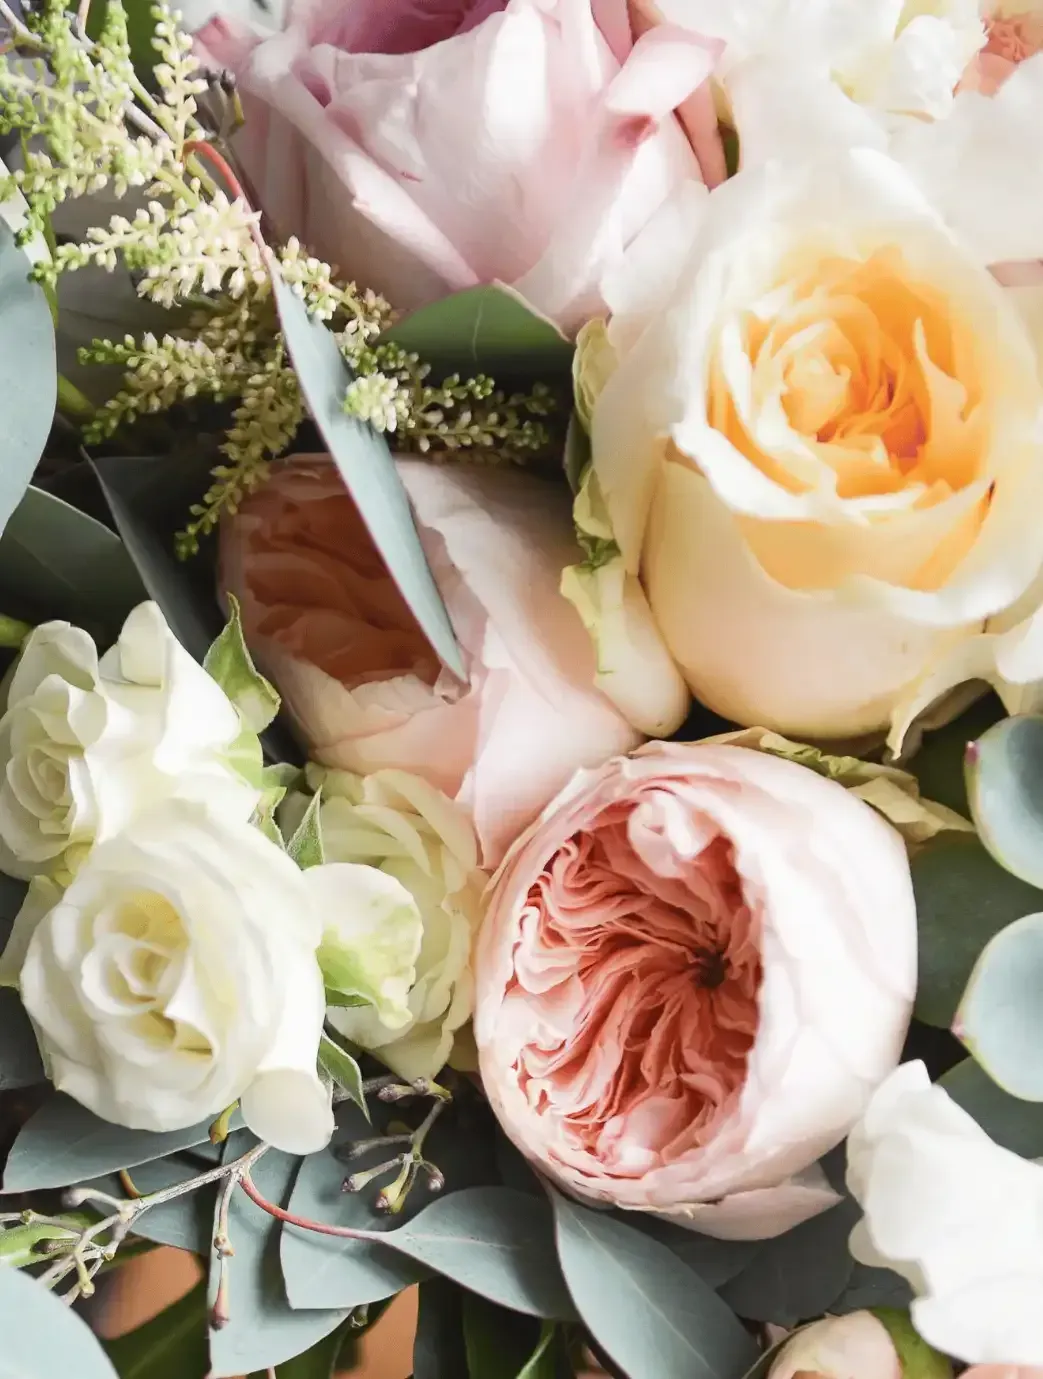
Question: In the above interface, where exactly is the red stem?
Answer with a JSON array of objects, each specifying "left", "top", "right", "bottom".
[
  {"left": 183, "top": 139, "right": 246, "bottom": 202},
  {"left": 238, "top": 1171, "right": 374, "bottom": 1240}
]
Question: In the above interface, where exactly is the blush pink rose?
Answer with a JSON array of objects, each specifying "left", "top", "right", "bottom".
[
  {"left": 193, "top": 0, "right": 722, "bottom": 331},
  {"left": 962, "top": 9, "right": 1043, "bottom": 94},
  {"left": 768, "top": 1314, "right": 902, "bottom": 1379},
  {"left": 474, "top": 742, "right": 917, "bottom": 1239},
  {"left": 219, "top": 455, "right": 641, "bottom": 867}
]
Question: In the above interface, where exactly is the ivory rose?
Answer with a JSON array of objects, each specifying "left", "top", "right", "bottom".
[
  {"left": 220, "top": 457, "right": 640, "bottom": 868},
  {"left": 768, "top": 1314, "right": 902, "bottom": 1379},
  {"left": 848, "top": 1061, "right": 1043, "bottom": 1363},
  {"left": 191, "top": 0, "right": 720, "bottom": 330},
  {"left": 474, "top": 741, "right": 916, "bottom": 1239},
  {"left": 566, "top": 145, "right": 1043, "bottom": 742}
]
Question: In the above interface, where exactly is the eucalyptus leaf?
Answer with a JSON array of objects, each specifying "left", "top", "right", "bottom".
[
  {"left": 828, "top": 1263, "right": 913, "bottom": 1315},
  {"left": 908, "top": 696, "right": 1003, "bottom": 817},
  {"left": 246, "top": 1325, "right": 348, "bottom": 1379},
  {"left": 208, "top": 1147, "right": 347, "bottom": 1378},
  {"left": 0, "top": 220, "right": 56, "bottom": 538},
  {"left": 718, "top": 1197, "right": 860, "bottom": 1325},
  {"left": 287, "top": 791, "right": 325, "bottom": 870},
  {"left": 551, "top": 1192, "right": 757, "bottom": 1379},
  {"left": 86, "top": 1152, "right": 223, "bottom": 1254},
  {"left": 317, "top": 1034, "right": 368, "bottom": 1119},
  {"left": 966, "top": 714, "right": 1043, "bottom": 889},
  {"left": 954, "top": 910, "right": 1043, "bottom": 1099},
  {"left": 912, "top": 833, "right": 1043, "bottom": 1027},
  {"left": 103, "top": 1281, "right": 208, "bottom": 1379},
  {"left": 632, "top": 1217, "right": 759, "bottom": 1289},
  {"left": 941, "top": 1055, "right": 1043, "bottom": 1155},
  {"left": 385, "top": 282, "right": 574, "bottom": 387},
  {"left": 4, "top": 1095, "right": 224, "bottom": 1190},
  {"left": 0, "top": 485, "right": 143, "bottom": 636},
  {"left": 413, "top": 1276, "right": 467, "bottom": 1379},
  {"left": 271, "top": 270, "right": 464, "bottom": 679},
  {"left": 0, "top": 986, "right": 43, "bottom": 1091},
  {"left": 204, "top": 593, "right": 280, "bottom": 733},
  {"left": 0, "top": 1257, "right": 119, "bottom": 1377}
]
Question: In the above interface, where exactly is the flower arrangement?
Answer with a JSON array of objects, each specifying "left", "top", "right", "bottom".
[{"left": 2, "top": 1, "right": 1043, "bottom": 1377}]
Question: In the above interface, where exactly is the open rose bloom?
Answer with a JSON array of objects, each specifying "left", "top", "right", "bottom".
[{"left": 475, "top": 742, "right": 917, "bottom": 1238}]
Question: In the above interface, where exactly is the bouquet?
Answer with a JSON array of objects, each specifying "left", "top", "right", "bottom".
[{"left": 2, "top": 1, "right": 1043, "bottom": 1376}]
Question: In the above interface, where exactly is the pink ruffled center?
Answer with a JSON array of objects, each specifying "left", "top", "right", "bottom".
[
  {"left": 984, "top": 11, "right": 1043, "bottom": 63},
  {"left": 315, "top": 0, "right": 507, "bottom": 57},
  {"left": 507, "top": 801, "right": 762, "bottom": 1179}
]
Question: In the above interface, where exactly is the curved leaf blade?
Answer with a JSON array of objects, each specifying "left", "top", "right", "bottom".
[
  {"left": 954, "top": 910, "right": 1043, "bottom": 1100},
  {"left": 967, "top": 714, "right": 1043, "bottom": 889},
  {"left": 103, "top": 1281, "right": 208, "bottom": 1379},
  {"left": 551, "top": 1192, "right": 757, "bottom": 1379},
  {"left": 941, "top": 1055, "right": 1043, "bottom": 1156},
  {"left": 0, "top": 1257, "right": 119, "bottom": 1377}
]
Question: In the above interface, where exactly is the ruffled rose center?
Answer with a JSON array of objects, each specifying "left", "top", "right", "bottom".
[
  {"left": 316, "top": 0, "right": 506, "bottom": 58},
  {"left": 233, "top": 463, "right": 440, "bottom": 691},
  {"left": 984, "top": 11, "right": 1043, "bottom": 63},
  {"left": 507, "top": 804, "right": 761, "bottom": 1178}
]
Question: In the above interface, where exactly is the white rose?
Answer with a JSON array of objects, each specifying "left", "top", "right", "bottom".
[
  {"left": 847, "top": 1061, "right": 1043, "bottom": 1364},
  {"left": 0, "top": 602, "right": 259, "bottom": 881},
  {"left": 293, "top": 767, "right": 486, "bottom": 1082},
  {"left": 1, "top": 799, "right": 340, "bottom": 1155},
  {"left": 566, "top": 147, "right": 1043, "bottom": 742}
]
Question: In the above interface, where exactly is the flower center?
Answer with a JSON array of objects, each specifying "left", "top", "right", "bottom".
[{"left": 984, "top": 11, "right": 1043, "bottom": 63}]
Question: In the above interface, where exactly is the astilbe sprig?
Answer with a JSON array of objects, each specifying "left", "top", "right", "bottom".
[{"left": 0, "top": 0, "right": 552, "bottom": 551}]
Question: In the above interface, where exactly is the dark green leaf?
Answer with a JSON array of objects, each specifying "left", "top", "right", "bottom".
[
  {"left": 385, "top": 283, "right": 574, "bottom": 388},
  {"left": 103, "top": 1281, "right": 208, "bottom": 1379},
  {"left": 953, "top": 911, "right": 1043, "bottom": 1098},
  {"left": 0, "top": 1257, "right": 119, "bottom": 1376},
  {"left": 0, "top": 222, "right": 56, "bottom": 537},
  {"left": 941, "top": 1054, "right": 1043, "bottom": 1155},
  {"left": 86, "top": 0, "right": 160, "bottom": 82},
  {"left": 908, "top": 695, "right": 1003, "bottom": 817},
  {"left": 0, "top": 985, "right": 43, "bottom": 1090},
  {"left": 208, "top": 1147, "right": 347, "bottom": 1378},
  {"left": 317, "top": 1034, "right": 368, "bottom": 1119},
  {"left": 271, "top": 272, "right": 464, "bottom": 679},
  {"left": 912, "top": 833, "right": 1043, "bottom": 1027},
  {"left": 718, "top": 1198, "right": 860, "bottom": 1325},
  {"left": 4, "top": 1095, "right": 225, "bottom": 1190},
  {"left": 462, "top": 1292, "right": 543, "bottom": 1378},
  {"left": 551, "top": 1193, "right": 757, "bottom": 1379},
  {"left": 0, "top": 485, "right": 143, "bottom": 636},
  {"left": 287, "top": 791, "right": 325, "bottom": 871},
  {"left": 966, "top": 713, "right": 1043, "bottom": 889},
  {"left": 828, "top": 1263, "right": 913, "bottom": 1315},
  {"left": 413, "top": 1277, "right": 467, "bottom": 1379}
]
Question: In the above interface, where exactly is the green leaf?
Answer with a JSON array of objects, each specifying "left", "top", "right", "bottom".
[
  {"left": 271, "top": 271, "right": 464, "bottom": 680},
  {"left": 317, "top": 1033, "right": 368, "bottom": 1119},
  {"left": 287, "top": 790, "right": 325, "bottom": 870},
  {"left": 0, "top": 1259, "right": 120, "bottom": 1376},
  {"left": 551, "top": 1192, "right": 757, "bottom": 1379},
  {"left": 517, "top": 1324, "right": 558, "bottom": 1379},
  {"left": 86, "top": 0, "right": 161, "bottom": 83},
  {"left": 3, "top": 1094, "right": 224, "bottom": 1190},
  {"left": 629, "top": 1217, "right": 759, "bottom": 1289},
  {"left": 872, "top": 1308, "right": 953, "bottom": 1379},
  {"left": 908, "top": 695, "right": 1003, "bottom": 817},
  {"left": 941, "top": 1055, "right": 1043, "bottom": 1155},
  {"left": 0, "top": 1215, "right": 85, "bottom": 1269},
  {"left": 414, "top": 1277, "right": 467, "bottom": 1379},
  {"left": 717, "top": 1197, "right": 858, "bottom": 1325},
  {"left": 0, "top": 221, "right": 56, "bottom": 539},
  {"left": 953, "top": 910, "right": 1043, "bottom": 1099},
  {"left": 463, "top": 1293, "right": 548, "bottom": 1378},
  {"left": 911, "top": 832, "right": 1043, "bottom": 1027},
  {"left": 966, "top": 713, "right": 1043, "bottom": 889},
  {"left": 253, "top": 765, "right": 300, "bottom": 847},
  {"left": 208, "top": 1146, "right": 348, "bottom": 1379},
  {"left": 0, "top": 485, "right": 144, "bottom": 637},
  {"left": 204, "top": 593, "right": 280, "bottom": 733},
  {"left": 0, "top": 985, "right": 44, "bottom": 1090},
  {"left": 103, "top": 1281, "right": 208, "bottom": 1379},
  {"left": 384, "top": 282, "right": 574, "bottom": 388},
  {"left": 247, "top": 1324, "right": 349, "bottom": 1379}
]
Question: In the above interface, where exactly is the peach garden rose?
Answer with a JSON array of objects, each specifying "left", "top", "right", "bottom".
[
  {"left": 473, "top": 740, "right": 917, "bottom": 1239},
  {"left": 220, "top": 456, "right": 640, "bottom": 868}
]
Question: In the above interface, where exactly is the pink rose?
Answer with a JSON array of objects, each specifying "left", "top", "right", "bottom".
[
  {"left": 962, "top": 9, "right": 1043, "bottom": 94},
  {"left": 194, "top": 0, "right": 721, "bottom": 330},
  {"left": 219, "top": 456, "right": 640, "bottom": 867},
  {"left": 474, "top": 742, "right": 916, "bottom": 1239},
  {"left": 769, "top": 1314, "right": 902, "bottom": 1379}
]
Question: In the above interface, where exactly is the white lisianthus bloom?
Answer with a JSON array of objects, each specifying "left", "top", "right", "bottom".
[
  {"left": 287, "top": 767, "right": 486, "bottom": 1082},
  {"left": 566, "top": 144, "right": 1043, "bottom": 744},
  {"left": 847, "top": 1061, "right": 1043, "bottom": 1364},
  {"left": 0, "top": 603, "right": 260, "bottom": 881},
  {"left": 0, "top": 799, "right": 358, "bottom": 1155}
]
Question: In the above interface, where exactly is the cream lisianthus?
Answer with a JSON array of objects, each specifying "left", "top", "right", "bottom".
[
  {"left": 565, "top": 144, "right": 1043, "bottom": 743},
  {"left": 284, "top": 767, "right": 486, "bottom": 1082}
]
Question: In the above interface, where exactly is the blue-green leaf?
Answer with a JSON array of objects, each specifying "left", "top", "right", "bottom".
[
  {"left": 954, "top": 910, "right": 1043, "bottom": 1100},
  {"left": 911, "top": 832, "right": 1043, "bottom": 1028},
  {"left": 86, "top": 1152, "right": 224, "bottom": 1254},
  {"left": 271, "top": 272, "right": 464, "bottom": 680},
  {"left": 0, "top": 1257, "right": 119, "bottom": 1377},
  {"left": 551, "top": 1192, "right": 757, "bottom": 1379},
  {"left": 0, "top": 221, "right": 56, "bottom": 538},
  {"left": 941, "top": 1055, "right": 1043, "bottom": 1156},
  {"left": 966, "top": 713, "right": 1043, "bottom": 889}
]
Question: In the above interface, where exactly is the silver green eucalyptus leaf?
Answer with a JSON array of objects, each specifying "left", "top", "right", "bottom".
[
  {"left": 966, "top": 713, "right": 1043, "bottom": 888},
  {"left": 0, "top": 1261, "right": 120, "bottom": 1378},
  {"left": 204, "top": 593, "right": 280, "bottom": 733},
  {"left": 954, "top": 910, "right": 1043, "bottom": 1100}
]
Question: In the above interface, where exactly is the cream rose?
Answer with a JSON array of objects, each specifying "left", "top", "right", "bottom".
[
  {"left": 566, "top": 147, "right": 1043, "bottom": 742},
  {"left": 0, "top": 799, "right": 345, "bottom": 1155},
  {"left": 288, "top": 766, "right": 486, "bottom": 1082},
  {"left": 0, "top": 603, "right": 259, "bottom": 881}
]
